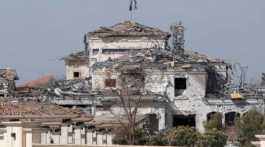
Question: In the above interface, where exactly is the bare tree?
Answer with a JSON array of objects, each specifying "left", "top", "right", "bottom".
[{"left": 108, "top": 64, "right": 145, "bottom": 144}]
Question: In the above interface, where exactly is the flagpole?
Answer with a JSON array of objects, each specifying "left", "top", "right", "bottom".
[{"left": 129, "top": 0, "right": 137, "bottom": 21}]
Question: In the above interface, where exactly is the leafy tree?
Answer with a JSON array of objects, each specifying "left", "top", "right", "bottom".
[
  {"left": 205, "top": 112, "right": 223, "bottom": 131},
  {"left": 237, "top": 109, "right": 265, "bottom": 147}
]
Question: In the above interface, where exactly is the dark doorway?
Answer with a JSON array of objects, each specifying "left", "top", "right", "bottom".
[
  {"left": 225, "top": 112, "right": 240, "bottom": 127},
  {"left": 145, "top": 114, "right": 159, "bottom": 133},
  {"left": 173, "top": 114, "right": 196, "bottom": 127}
]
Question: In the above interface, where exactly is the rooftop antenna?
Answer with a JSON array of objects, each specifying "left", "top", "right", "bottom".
[{"left": 129, "top": 0, "right": 137, "bottom": 20}]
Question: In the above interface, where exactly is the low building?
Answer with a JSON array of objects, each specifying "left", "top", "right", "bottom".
[{"left": 0, "top": 99, "right": 115, "bottom": 147}]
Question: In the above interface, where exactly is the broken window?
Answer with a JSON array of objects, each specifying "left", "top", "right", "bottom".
[
  {"left": 174, "top": 77, "right": 186, "bottom": 96},
  {"left": 73, "top": 72, "right": 80, "bottom": 78},
  {"left": 105, "top": 79, "right": 116, "bottom": 88}
]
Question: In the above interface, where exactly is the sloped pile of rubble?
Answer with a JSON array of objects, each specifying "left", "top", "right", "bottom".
[{"left": 0, "top": 98, "right": 87, "bottom": 119}]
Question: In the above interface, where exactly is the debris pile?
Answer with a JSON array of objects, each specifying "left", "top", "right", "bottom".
[{"left": 0, "top": 98, "right": 90, "bottom": 122}]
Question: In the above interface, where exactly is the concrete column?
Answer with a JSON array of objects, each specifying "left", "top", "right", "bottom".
[
  {"left": 15, "top": 127, "right": 23, "bottom": 147},
  {"left": 196, "top": 113, "right": 206, "bottom": 133},
  {"left": 40, "top": 132, "right": 47, "bottom": 144},
  {"left": 60, "top": 126, "right": 68, "bottom": 144},
  {"left": 106, "top": 133, "right": 113, "bottom": 145},
  {"left": 97, "top": 132, "right": 103, "bottom": 145},
  {"left": 68, "top": 125, "right": 73, "bottom": 144},
  {"left": 222, "top": 113, "right": 226, "bottom": 128},
  {"left": 81, "top": 128, "right": 86, "bottom": 144},
  {"left": 25, "top": 129, "right": 32, "bottom": 147},
  {"left": 74, "top": 127, "right": 81, "bottom": 144},
  {"left": 92, "top": 131, "right": 97, "bottom": 144},
  {"left": 158, "top": 109, "right": 166, "bottom": 130},
  {"left": 86, "top": 130, "right": 93, "bottom": 145}
]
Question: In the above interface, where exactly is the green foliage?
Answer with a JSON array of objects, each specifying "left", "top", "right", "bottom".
[
  {"left": 237, "top": 109, "right": 265, "bottom": 146},
  {"left": 205, "top": 112, "right": 223, "bottom": 131},
  {"left": 113, "top": 126, "right": 228, "bottom": 146},
  {"left": 199, "top": 129, "right": 227, "bottom": 147},
  {"left": 112, "top": 128, "right": 149, "bottom": 145},
  {"left": 133, "top": 128, "right": 149, "bottom": 145},
  {"left": 164, "top": 126, "right": 201, "bottom": 147},
  {"left": 148, "top": 134, "right": 168, "bottom": 146}
]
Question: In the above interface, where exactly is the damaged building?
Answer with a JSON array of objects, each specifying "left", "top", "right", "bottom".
[
  {"left": 3, "top": 20, "right": 262, "bottom": 146},
  {"left": 60, "top": 21, "right": 265, "bottom": 136},
  {"left": 64, "top": 21, "right": 170, "bottom": 80}
]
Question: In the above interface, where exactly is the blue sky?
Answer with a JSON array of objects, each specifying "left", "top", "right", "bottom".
[{"left": 0, "top": 0, "right": 264, "bottom": 83}]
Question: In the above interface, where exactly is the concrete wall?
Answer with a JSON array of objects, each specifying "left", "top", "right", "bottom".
[
  {"left": 145, "top": 70, "right": 207, "bottom": 100},
  {"left": 66, "top": 64, "right": 90, "bottom": 80},
  {"left": 0, "top": 122, "right": 32, "bottom": 147},
  {"left": 39, "top": 125, "right": 113, "bottom": 145},
  {"left": 88, "top": 37, "right": 166, "bottom": 50},
  {"left": 95, "top": 105, "right": 166, "bottom": 130},
  {"left": 88, "top": 37, "right": 166, "bottom": 70},
  {"left": 92, "top": 70, "right": 120, "bottom": 90}
]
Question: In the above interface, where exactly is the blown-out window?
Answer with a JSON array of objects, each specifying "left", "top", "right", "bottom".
[
  {"left": 174, "top": 77, "right": 187, "bottom": 96},
  {"left": 174, "top": 78, "right": 187, "bottom": 90},
  {"left": 73, "top": 72, "right": 80, "bottom": 78}
]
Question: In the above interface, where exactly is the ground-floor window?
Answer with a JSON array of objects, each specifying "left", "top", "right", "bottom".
[{"left": 173, "top": 114, "right": 196, "bottom": 127}]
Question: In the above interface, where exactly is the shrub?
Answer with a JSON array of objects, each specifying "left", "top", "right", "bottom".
[
  {"left": 205, "top": 112, "right": 223, "bottom": 131},
  {"left": 164, "top": 126, "right": 201, "bottom": 147},
  {"left": 237, "top": 109, "right": 265, "bottom": 146},
  {"left": 199, "top": 129, "right": 227, "bottom": 147}
]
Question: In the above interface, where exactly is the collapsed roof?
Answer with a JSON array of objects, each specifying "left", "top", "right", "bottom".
[
  {"left": 88, "top": 21, "right": 170, "bottom": 39},
  {"left": 92, "top": 48, "right": 227, "bottom": 72}
]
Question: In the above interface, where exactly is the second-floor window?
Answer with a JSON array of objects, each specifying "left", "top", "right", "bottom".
[
  {"left": 174, "top": 77, "right": 187, "bottom": 96},
  {"left": 73, "top": 72, "right": 80, "bottom": 78}
]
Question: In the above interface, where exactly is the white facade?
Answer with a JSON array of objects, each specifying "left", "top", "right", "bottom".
[
  {"left": 65, "top": 21, "right": 169, "bottom": 80},
  {"left": 39, "top": 125, "right": 113, "bottom": 145},
  {"left": 0, "top": 122, "right": 32, "bottom": 147},
  {"left": 65, "top": 63, "right": 90, "bottom": 80}
]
